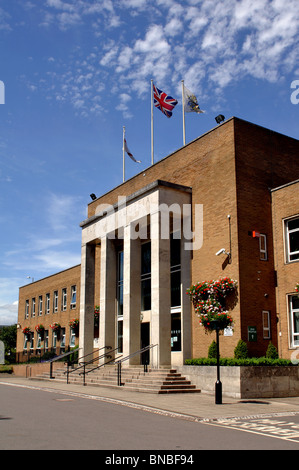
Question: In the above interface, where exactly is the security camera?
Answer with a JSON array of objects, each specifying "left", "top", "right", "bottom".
[{"left": 216, "top": 248, "right": 226, "bottom": 256}]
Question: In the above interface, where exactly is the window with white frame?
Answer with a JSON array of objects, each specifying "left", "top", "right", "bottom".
[
  {"left": 38, "top": 295, "right": 43, "bottom": 316},
  {"left": 44, "top": 330, "right": 49, "bottom": 350},
  {"left": 52, "top": 331, "right": 57, "bottom": 348},
  {"left": 37, "top": 333, "right": 42, "bottom": 349},
  {"left": 31, "top": 298, "right": 35, "bottom": 318},
  {"left": 70, "top": 285, "right": 76, "bottom": 309},
  {"left": 60, "top": 328, "right": 66, "bottom": 349},
  {"left": 70, "top": 328, "right": 76, "bottom": 348},
  {"left": 289, "top": 295, "right": 299, "bottom": 347},
  {"left": 25, "top": 300, "right": 29, "bottom": 319},
  {"left": 61, "top": 288, "right": 67, "bottom": 311},
  {"left": 30, "top": 333, "right": 34, "bottom": 350},
  {"left": 285, "top": 217, "right": 299, "bottom": 263},
  {"left": 53, "top": 291, "right": 58, "bottom": 313},
  {"left": 46, "top": 293, "right": 50, "bottom": 314},
  {"left": 259, "top": 234, "right": 268, "bottom": 261},
  {"left": 262, "top": 310, "right": 271, "bottom": 339}
]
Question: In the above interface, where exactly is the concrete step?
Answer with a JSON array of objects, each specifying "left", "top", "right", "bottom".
[{"left": 33, "top": 366, "right": 201, "bottom": 394}]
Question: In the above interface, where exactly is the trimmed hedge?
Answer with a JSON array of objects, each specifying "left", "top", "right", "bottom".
[{"left": 185, "top": 357, "right": 296, "bottom": 366}]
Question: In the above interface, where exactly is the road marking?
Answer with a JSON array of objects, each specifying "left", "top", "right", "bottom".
[{"left": 203, "top": 417, "right": 299, "bottom": 443}]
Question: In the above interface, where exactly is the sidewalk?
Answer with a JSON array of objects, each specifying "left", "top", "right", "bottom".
[{"left": 1, "top": 375, "right": 299, "bottom": 422}]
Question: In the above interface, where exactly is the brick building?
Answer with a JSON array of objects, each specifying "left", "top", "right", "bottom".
[
  {"left": 17, "top": 265, "right": 81, "bottom": 362},
  {"left": 17, "top": 117, "right": 299, "bottom": 364}
]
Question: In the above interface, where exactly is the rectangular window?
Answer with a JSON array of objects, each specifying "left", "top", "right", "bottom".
[
  {"left": 62, "top": 288, "right": 67, "bottom": 311},
  {"left": 171, "top": 313, "right": 182, "bottom": 351},
  {"left": 70, "top": 285, "right": 76, "bottom": 309},
  {"left": 289, "top": 295, "right": 299, "bottom": 347},
  {"left": 52, "top": 331, "right": 57, "bottom": 348},
  {"left": 262, "top": 310, "right": 271, "bottom": 339},
  {"left": 117, "top": 318, "right": 123, "bottom": 354},
  {"left": 70, "top": 328, "right": 76, "bottom": 348},
  {"left": 170, "top": 233, "right": 181, "bottom": 307},
  {"left": 25, "top": 300, "right": 29, "bottom": 319},
  {"left": 60, "top": 328, "right": 66, "bottom": 350},
  {"left": 31, "top": 298, "right": 36, "bottom": 318},
  {"left": 141, "top": 241, "right": 151, "bottom": 311},
  {"left": 46, "top": 293, "right": 50, "bottom": 314},
  {"left": 117, "top": 251, "right": 123, "bottom": 317},
  {"left": 53, "top": 291, "right": 58, "bottom": 313},
  {"left": 37, "top": 333, "right": 42, "bottom": 349},
  {"left": 285, "top": 217, "right": 299, "bottom": 262},
  {"left": 259, "top": 234, "right": 268, "bottom": 261},
  {"left": 38, "top": 296, "right": 43, "bottom": 316},
  {"left": 30, "top": 333, "right": 34, "bottom": 351},
  {"left": 44, "top": 330, "right": 49, "bottom": 351}
]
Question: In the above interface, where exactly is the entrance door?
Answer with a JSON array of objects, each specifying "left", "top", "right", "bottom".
[{"left": 141, "top": 322, "right": 150, "bottom": 365}]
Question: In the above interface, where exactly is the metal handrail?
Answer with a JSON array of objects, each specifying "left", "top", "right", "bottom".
[
  {"left": 115, "top": 344, "right": 158, "bottom": 386},
  {"left": 65, "top": 346, "right": 118, "bottom": 385},
  {"left": 47, "top": 348, "right": 82, "bottom": 379}
]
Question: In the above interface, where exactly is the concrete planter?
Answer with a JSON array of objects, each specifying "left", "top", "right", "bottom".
[{"left": 177, "top": 365, "right": 299, "bottom": 399}]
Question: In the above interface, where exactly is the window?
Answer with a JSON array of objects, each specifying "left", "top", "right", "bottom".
[
  {"left": 25, "top": 300, "right": 29, "bottom": 319},
  {"left": 70, "top": 285, "right": 76, "bottom": 309},
  {"left": 170, "top": 233, "right": 181, "bottom": 307},
  {"left": 259, "top": 234, "right": 268, "bottom": 261},
  {"left": 62, "top": 288, "right": 67, "bottom": 311},
  {"left": 30, "top": 333, "right": 34, "bottom": 351},
  {"left": 53, "top": 291, "right": 58, "bottom": 313},
  {"left": 44, "top": 330, "right": 49, "bottom": 351},
  {"left": 46, "top": 293, "right": 50, "bottom": 314},
  {"left": 171, "top": 313, "right": 182, "bottom": 351},
  {"left": 141, "top": 241, "right": 151, "bottom": 311},
  {"left": 262, "top": 310, "right": 271, "bottom": 339},
  {"left": 289, "top": 295, "right": 299, "bottom": 347},
  {"left": 60, "top": 328, "right": 66, "bottom": 350},
  {"left": 117, "top": 249, "right": 124, "bottom": 352},
  {"left": 31, "top": 298, "right": 35, "bottom": 318},
  {"left": 38, "top": 296, "right": 43, "bottom": 316},
  {"left": 70, "top": 328, "right": 76, "bottom": 348},
  {"left": 117, "top": 251, "right": 123, "bottom": 316},
  {"left": 23, "top": 335, "right": 28, "bottom": 350},
  {"left": 52, "top": 331, "right": 58, "bottom": 348},
  {"left": 37, "top": 333, "right": 42, "bottom": 349},
  {"left": 285, "top": 217, "right": 299, "bottom": 262}
]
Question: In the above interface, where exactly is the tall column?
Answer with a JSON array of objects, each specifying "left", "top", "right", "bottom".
[
  {"left": 151, "top": 210, "right": 171, "bottom": 367},
  {"left": 99, "top": 235, "right": 116, "bottom": 361},
  {"left": 123, "top": 224, "right": 141, "bottom": 365},
  {"left": 79, "top": 243, "right": 95, "bottom": 359}
]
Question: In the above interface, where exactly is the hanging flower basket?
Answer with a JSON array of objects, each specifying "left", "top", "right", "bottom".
[
  {"left": 35, "top": 324, "right": 45, "bottom": 334},
  {"left": 187, "top": 277, "right": 237, "bottom": 333},
  {"left": 22, "top": 326, "right": 31, "bottom": 336},
  {"left": 69, "top": 318, "right": 79, "bottom": 332},
  {"left": 50, "top": 322, "right": 61, "bottom": 332},
  {"left": 295, "top": 284, "right": 299, "bottom": 294}
]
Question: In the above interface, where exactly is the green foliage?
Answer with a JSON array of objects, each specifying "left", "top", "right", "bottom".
[
  {"left": 185, "top": 357, "right": 295, "bottom": 366},
  {"left": 266, "top": 341, "right": 279, "bottom": 359},
  {"left": 234, "top": 339, "right": 248, "bottom": 359},
  {"left": 208, "top": 340, "right": 218, "bottom": 359},
  {"left": 0, "top": 365, "right": 13, "bottom": 374}
]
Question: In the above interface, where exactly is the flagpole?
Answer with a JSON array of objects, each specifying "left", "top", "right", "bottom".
[
  {"left": 123, "top": 126, "right": 125, "bottom": 182},
  {"left": 182, "top": 80, "right": 186, "bottom": 146},
  {"left": 151, "top": 79, "right": 154, "bottom": 165}
]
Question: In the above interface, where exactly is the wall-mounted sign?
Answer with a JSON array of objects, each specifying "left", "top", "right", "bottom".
[{"left": 248, "top": 326, "right": 257, "bottom": 342}]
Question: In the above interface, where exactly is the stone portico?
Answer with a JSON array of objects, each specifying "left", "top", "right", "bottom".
[{"left": 79, "top": 181, "right": 194, "bottom": 368}]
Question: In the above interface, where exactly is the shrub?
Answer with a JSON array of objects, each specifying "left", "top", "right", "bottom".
[
  {"left": 208, "top": 340, "right": 218, "bottom": 359},
  {"left": 185, "top": 357, "right": 295, "bottom": 366},
  {"left": 234, "top": 339, "right": 248, "bottom": 359},
  {"left": 266, "top": 341, "right": 279, "bottom": 359}
]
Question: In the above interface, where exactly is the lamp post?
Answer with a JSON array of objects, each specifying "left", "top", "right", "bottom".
[{"left": 211, "top": 320, "right": 222, "bottom": 404}]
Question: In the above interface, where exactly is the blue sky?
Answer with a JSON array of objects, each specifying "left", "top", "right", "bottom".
[{"left": 0, "top": 0, "right": 298, "bottom": 324}]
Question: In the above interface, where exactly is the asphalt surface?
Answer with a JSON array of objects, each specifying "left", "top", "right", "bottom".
[{"left": 1, "top": 376, "right": 299, "bottom": 451}]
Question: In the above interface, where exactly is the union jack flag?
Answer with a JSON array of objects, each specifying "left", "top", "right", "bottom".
[{"left": 153, "top": 83, "right": 178, "bottom": 118}]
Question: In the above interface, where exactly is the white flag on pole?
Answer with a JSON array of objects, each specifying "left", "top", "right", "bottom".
[{"left": 124, "top": 138, "right": 141, "bottom": 163}]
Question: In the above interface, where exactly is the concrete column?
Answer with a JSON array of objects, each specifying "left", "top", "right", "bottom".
[
  {"left": 123, "top": 224, "right": 141, "bottom": 365},
  {"left": 79, "top": 243, "right": 95, "bottom": 359},
  {"left": 151, "top": 210, "right": 171, "bottom": 368},
  {"left": 99, "top": 236, "right": 116, "bottom": 362}
]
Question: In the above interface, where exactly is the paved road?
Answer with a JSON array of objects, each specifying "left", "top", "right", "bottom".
[{"left": 1, "top": 381, "right": 299, "bottom": 451}]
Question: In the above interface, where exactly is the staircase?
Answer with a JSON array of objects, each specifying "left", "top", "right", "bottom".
[{"left": 34, "top": 365, "right": 201, "bottom": 394}]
